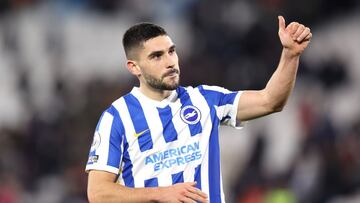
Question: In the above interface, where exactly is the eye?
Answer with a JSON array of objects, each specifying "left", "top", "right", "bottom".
[
  {"left": 169, "top": 48, "right": 176, "bottom": 55},
  {"left": 152, "top": 53, "right": 162, "bottom": 60}
]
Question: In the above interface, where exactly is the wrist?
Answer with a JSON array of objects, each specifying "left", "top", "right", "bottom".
[
  {"left": 148, "top": 187, "right": 162, "bottom": 203},
  {"left": 282, "top": 48, "right": 301, "bottom": 59}
]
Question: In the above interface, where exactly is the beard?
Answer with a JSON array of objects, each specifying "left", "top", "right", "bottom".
[{"left": 142, "top": 69, "right": 180, "bottom": 90}]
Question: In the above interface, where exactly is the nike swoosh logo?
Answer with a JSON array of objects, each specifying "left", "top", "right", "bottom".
[{"left": 134, "top": 129, "right": 149, "bottom": 138}]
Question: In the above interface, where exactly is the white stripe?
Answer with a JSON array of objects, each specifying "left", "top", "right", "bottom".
[
  {"left": 114, "top": 98, "right": 145, "bottom": 187},
  {"left": 214, "top": 105, "right": 228, "bottom": 120},
  {"left": 116, "top": 134, "right": 125, "bottom": 185},
  {"left": 182, "top": 164, "right": 195, "bottom": 183},
  {"left": 96, "top": 112, "right": 113, "bottom": 166},
  {"left": 116, "top": 174, "right": 125, "bottom": 185},
  {"left": 157, "top": 172, "right": 173, "bottom": 186},
  {"left": 215, "top": 103, "right": 236, "bottom": 125},
  {"left": 113, "top": 99, "right": 139, "bottom": 150},
  {"left": 230, "top": 91, "right": 243, "bottom": 128},
  {"left": 135, "top": 94, "right": 173, "bottom": 184},
  {"left": 112, "top": 99, "right": 128, "bottom": 186},
  {"left": 136, "top": 93, "right": 166, "bottom": 154},
  {"left": 169, "top": 98, "right": 195, "bottom": 183},
  {"left": 201, "top": 144, "right": 210, "bottom": 197},
  {"left": 164, "top": 88, "right": 205, "bottom": 185},
  {"left": 191, "top": 87, "right": 213, "bottom": 196},
  {"left": 85, "top": 164, "right": 119, "bottom": 174},
  {"left": 169, "top": 97, "right": 191, "bottom": 141},
  {"left": 214, "top": 91, "right": 243, "bottom": 129}
]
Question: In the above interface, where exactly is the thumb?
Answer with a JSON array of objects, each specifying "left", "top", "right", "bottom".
[{"left": 278, "top": 15, "right": 286, "bottom": 32}]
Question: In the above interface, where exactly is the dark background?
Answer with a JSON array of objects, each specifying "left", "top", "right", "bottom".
[{"left": 0, "top": 0, "right": 359, "bottom": 202}]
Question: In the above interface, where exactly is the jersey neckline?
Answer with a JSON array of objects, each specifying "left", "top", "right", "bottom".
[{"left": 130, "top": 87, "right": 178, "bottom": 108}]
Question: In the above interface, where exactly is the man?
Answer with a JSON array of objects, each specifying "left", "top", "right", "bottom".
[{"left": 86, "top": 16, "right": 312, "bottom": 203}]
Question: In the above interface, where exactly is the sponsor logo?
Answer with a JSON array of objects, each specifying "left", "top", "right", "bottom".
[
  {"left": 134, "top": 129, "right": 149, "bottom": 138},
  {"left": 145, "top": 141, "right": 202, "bottom": 172},
  {"left": 90, "top": 132, "right": 101, "bottom": 152},
  {"left": 180, "top": 105, "right": 201, "bottom": 125}
]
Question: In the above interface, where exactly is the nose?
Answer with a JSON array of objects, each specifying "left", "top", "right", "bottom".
[{"left": 165, "top": 53, "right": 176, "bottom": 69}]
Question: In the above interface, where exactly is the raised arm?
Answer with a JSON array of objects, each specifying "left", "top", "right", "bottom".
[
  {"left": 236, "top": 16, "right": 312, "bottom": 121},
  {"left": 87, "top": 170, "right": 208, "bottom": 203}
]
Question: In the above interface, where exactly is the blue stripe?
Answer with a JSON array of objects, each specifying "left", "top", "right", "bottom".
[
  {"left": 124, "top": 94, "right": 153, "bottom": 152},
  {"left": 176, "top": 87, "right": 202, "bottom": 136},
  {"left": 157, "top": 106, "right": 178, "bottom": 142},
  {"left": 194, "top": 164, "right": 202, "bottom": 190},
  {"left": 171, "top": 171, "right": 184, "bottom": 184},
  {"left": 106, "top": 106, "right": 124, "bottom": 168},
  {"left": 122, "top": 135, "right": 134, "bottom": 187},
  {"left": 198, "top": 85, "right": 237, "bottom": 106},
  {"left": 220, "top": 92, "right": 237, "bottom": 106},
  {"left": 89, "top": 150, "right": 96, "bottom": 157},
  {"left": 208, "top": 118, "right": 221, "bottom": 202},
  {"left": 95, "top": 112, "right": 105, "bottom": 131},
  {"left": 88, "top": 111, "right": 106, "bottom": 164},
  {"left": 198, "top": 86, "right": 222, "bottom": 202},
  {"left": 144, "top": 177, "right": 158, "bottom": 187}
]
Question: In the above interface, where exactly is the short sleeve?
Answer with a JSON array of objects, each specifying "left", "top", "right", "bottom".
[
  {"left": 198, "top": 85, "right": 244, "bottom": 128},
  {"left": 85, "top": 106, "right": 124, "bottom": 174},
  {"left": 219, "top": 90, "right": 243, "bottom": 128}
]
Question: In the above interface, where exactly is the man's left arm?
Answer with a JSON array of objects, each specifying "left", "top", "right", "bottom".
[{"left": 236, "top": 16, "right": 312, "bottom": 121}]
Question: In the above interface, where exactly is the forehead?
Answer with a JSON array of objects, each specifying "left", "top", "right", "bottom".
[{"left": 141, "top": 35, "right": 174, "bottom": 54}]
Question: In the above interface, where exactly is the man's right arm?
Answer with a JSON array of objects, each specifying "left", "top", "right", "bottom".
[{"left": 87, "top": 170, "right": 208, "bottom": 203}]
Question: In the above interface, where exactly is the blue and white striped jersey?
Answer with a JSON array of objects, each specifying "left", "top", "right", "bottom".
[{"left": 86, "top": 85, "right": 243, "bottom": 202}]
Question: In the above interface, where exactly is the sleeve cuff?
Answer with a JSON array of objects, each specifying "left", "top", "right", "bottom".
[
  {"left": 230, "top": 91, "right": 245, "bottom": 129},
  {"left": 85, "top": 164, "right": 120, "bottom": 174}
]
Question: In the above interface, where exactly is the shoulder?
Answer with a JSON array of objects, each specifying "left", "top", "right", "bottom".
[
  {"left": 181, "top": 85, "right": 232, "bottom": 100},
  {"left": 109, "top": 91, "right": 134, "bottom": 111},
  {"left": 197, "top": 85, "right": 233, "bottom": 94},
  {"left": 177, "top": 84, "right": 232, "bottom": 96},
  {"left": 177, "top": 85, "right": 229, "bottom": 94},
  {"left": 102, "top": 93, "right": 132, "bottom": 120},
  {"left": 176, "top": 85, "right": 228, "bottom": 104}
]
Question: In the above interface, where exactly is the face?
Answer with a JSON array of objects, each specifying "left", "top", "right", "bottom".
[{"left": 130, "top": 35, "right": 180, "bottom": 90}]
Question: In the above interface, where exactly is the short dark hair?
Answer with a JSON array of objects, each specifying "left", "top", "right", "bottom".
[{"left": 122, "top": 23, "right": 167, "bottom": 59}]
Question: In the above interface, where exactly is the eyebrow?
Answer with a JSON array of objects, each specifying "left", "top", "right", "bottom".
[
  {"left": 147, "top": 44, "right": 176, "bottom": 59},
  {"left": 169, "top": 44, "right": 176, "bottom": 51}
]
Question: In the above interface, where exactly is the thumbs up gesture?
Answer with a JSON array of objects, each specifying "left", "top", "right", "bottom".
[{"left": 278, "top": 16, "right": 312, "bottom": 56}]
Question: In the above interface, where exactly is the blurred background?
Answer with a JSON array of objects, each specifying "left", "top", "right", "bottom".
[{"left": 0, "top": 0, "right": 360, "bottom": 202}]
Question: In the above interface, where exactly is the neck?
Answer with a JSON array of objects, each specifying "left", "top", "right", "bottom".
[{"left": 138, "top": 83, "right": 173, "bottom": 101}]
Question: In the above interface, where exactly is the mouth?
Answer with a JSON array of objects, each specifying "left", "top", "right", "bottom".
[{"left": 163, "top": 69, "right": 179, "bottom": 78}]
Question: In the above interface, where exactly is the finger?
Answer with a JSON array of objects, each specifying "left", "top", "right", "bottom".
[
  {"left": 293, "top": 24, "right": 305, "bottom": 41},
  {"left": 187, "top": 187, "right": 208, "bottom": 199},
  {"left": 287, "top": 22, "right": 299, "bottom": 34},
  {"left": 278, "top": 16, "right": 286, "bottom": 32},
  {"left": 184, "top": 191, "right": 207, "bottom": 203},
  {"left": 304, "top": 32, "right": 312, "bottom": 40},
  {"left": 296, "top": 27, "right": 311, "bottom": 42},
  {"left": 180, "top": 197, "right": 196, "bottom": 203},
  {"left": 180, "top": 182, "right": 196, "bottom": 187}
]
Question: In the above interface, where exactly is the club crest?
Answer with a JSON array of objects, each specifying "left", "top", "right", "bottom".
[{"left": 180, "top": 105, "right": 201, "bottom": 125}]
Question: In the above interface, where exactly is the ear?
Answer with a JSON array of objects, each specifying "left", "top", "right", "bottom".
[{"left": 126, "top": 60, "right": 141, "bottom": 76}]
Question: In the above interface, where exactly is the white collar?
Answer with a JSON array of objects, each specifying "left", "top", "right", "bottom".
[{"left": 130, "top": 87, "right": 178, "bottom": 108}]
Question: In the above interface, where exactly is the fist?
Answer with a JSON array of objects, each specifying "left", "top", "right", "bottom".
[{"left": 278, "top": 16, "right": 312, "bottom": 56}]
